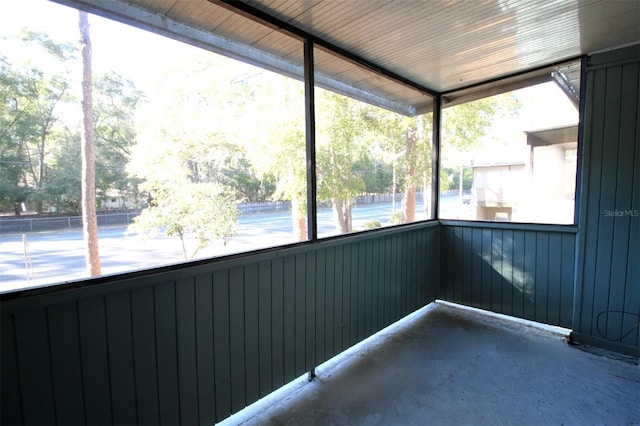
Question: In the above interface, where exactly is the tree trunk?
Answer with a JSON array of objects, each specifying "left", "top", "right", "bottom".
[
  {"left": 333, "top": 198, "right": 352, "bottom": 233},
  {"left": 291, "top": 194, "right": 307, "bottom": 241},
  {"left": 79, "top": 11, "right": 101, "bottom": 276},
  {"left": 403, "top": 127, "right": 418, "bottom": 222},
  {"left": 422, "top": 176, "right": 431, "bottom": 218},
  {"left": 404, "top": 185, "right": 416, "bottom": 222}
]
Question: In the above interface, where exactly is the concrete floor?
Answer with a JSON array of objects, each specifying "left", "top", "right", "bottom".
[{"left": 220, "top": 302, "right": 640, "bottom": 426}]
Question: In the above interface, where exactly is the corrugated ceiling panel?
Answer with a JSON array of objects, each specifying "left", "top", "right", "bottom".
[
  {"left": 239, "top": 0, "right": 639, "bottom": 92},
  {"left": 314, "top": 47, "right": 433, "bottom": 115},
  {"left": 251, "top": 32, "right": 302, "bottom": 63}
]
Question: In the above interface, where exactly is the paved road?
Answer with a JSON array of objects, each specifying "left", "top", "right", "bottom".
[{"left": 1, "top": 197, "right": 469, "bottom": 292}]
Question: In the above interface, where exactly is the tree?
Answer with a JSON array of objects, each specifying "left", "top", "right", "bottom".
[
  {"left": 316, "top": 91, "right": 366, "bottom": 233},
  {"left": 128, "top": 179, "right": 237, "bottom": 260},
  {"left": 0, "top": 57, "right": 31, "bottom": 211},
  {"left": 255, "top": 77, "right": 307, "bottom": 240},
  {"left": 79, "top": 11, "right": 101, "bottom": 276},
  {"left": 93, "top": 72, "right": 144, "bottom": 207},
  {"left": 127, "top": 54, "right": 242, "bottom": 256},
  {"left": 43, "top": 130, "right": 81, "bottom": 212},
  {"left": 0, "top": 31, "right": 75, "bottom": 213},
  {"left": 360, "top": 105, "right": 433, "bottom": 222},
  {"left": 441, "top": 95, "right": 521, "bottom": 200}
]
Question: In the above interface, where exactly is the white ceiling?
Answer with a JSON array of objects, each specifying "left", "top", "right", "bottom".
[{"left": 233, "top": 0, "right": 639, "bottom": 92}]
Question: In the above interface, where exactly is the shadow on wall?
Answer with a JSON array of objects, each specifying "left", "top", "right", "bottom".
[{"left": 440, "top": 225, "right": 575, "bottom": 329}]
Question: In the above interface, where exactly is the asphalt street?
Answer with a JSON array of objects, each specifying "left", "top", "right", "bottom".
[{"left": 1, "top": 197, "right": 469, "bottom": 292}]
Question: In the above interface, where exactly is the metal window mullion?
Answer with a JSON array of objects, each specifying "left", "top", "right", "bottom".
[
  {"left": 304, "top": 40, "right": 318, "bottom": 241},
  {"left": 573, "top": 55, "right": 588, "bottom": 226},
  {"left": 432, "top": 96, "right": 442, "bottom": 220}
]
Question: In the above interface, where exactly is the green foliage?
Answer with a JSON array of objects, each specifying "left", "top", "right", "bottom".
[
  {"left": 316, "top": 90, "right": 368, "bottom": 232},
  {"left": 441, "top": 166, "right": 472, "bottom": 191},
  {"left": 0, "top": 32, "right": 75, "bottom": 212},
  {"left": 128, "top": 180, "right": 238, "bottom": 260},
  {"left": 93, "top": 72, "right": 144, "bottom": 203},
  {"left": 44, "top": 132, "right": 81, "bottom": 212},
  {"left": 441, "top": 94, "right": 522, "bottom": 163},
  {"left": 390, "top": 211, "right": 404, "bottom": 224},
  {"left": 353, "top": 151, "right": 393, "bottom": 194},
  {"left": 363, "top": 219, "right": 382, "bottom": 229}
]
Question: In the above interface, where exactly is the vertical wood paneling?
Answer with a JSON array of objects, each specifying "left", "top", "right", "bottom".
[
  {"left": 130, "top": 286, "right": 160, "bottom": 426},
  {"left": 399, "top": 234, "right": 408, "bottom": 315},
  {"left": 383, "top": 235, "right": 392, "bottom": 325},
  {"left": 364, "top": 240, "right": 373, "bottom": 337},
  {"left": 614, "top": 63, "right": 639, "bottom": 347},
  {"left": 592, "top": 67, "right": 622, "bottom": 339},
  {"left": 305, "top": 252, "right": 316, "bottom": 369},
  {"left": 105, "top": 291, "right": 138, "bottom": 425},
  {"left": 491, "top": 229, "right": 503, "bottom": 313},
  {"left": 14, "top": 309, "right": 56, "bottom": 425},
  {"left": 154, "top": 282, "right": 180, "bottom": 425},
  {"left": 271, "top": 258, "right": 285, "bottom": 389},
  {"left": 1, "top": 314, "right": 23, "bottom": 426},
  {"left": 315, "top": 249, "right": 326, "bottom": 363},
  {"left": 357, "top": 241, "right": 367, "bottom": 340},
  {"left": 257, "top": 262, "right": 272, "bottom": 397},
  {"left": 471, "top": 228, "right": 482, "bottom": 306},
  {"left": 546, "top": 233, "right": 562, "bottom": 326},
  {"left": 371, "top": 239, "right": 381, "bottom": 332},
  {"left": 578, "top": 68, "right": 605, "bottom": 337},
  {"left": 324, "top": 247, "right": 336, "bottom": 358},
  {"left": 512, "top": 231, "right": 525, "bottom": 318},
  {"left": 282, "top": 256, "right": 296, "bottom": 382},
  {"left": 342, "top": 244, "right": 353, "bottom": 350},
  {"left": 194, "top": 273, "right": 216, "bottom": 425},
  {"left": 243, "top": 264, "right": 259, "bottom": 404},
  {"left": 1, "top": 224, "right": 440, "bottom": 425},
  {"left": 481, "top": 229, "right": 492, "bottom": 311},
  {"left": 212, "top": 271, "right": 231, "bottom": 422},
  {"left": 294, "top": 253, "right": 306, "bottom": 375},
  {"left": 440, "top": 225, "right": 576, "bottom": 329},
  {"left": 228, "top": 267, "right": 246, "bottom": 412},
  {"left": 48, "top": 302, "right": 85, "bottom": 425},
  {"left": 393, "top": 234, "right": 403, "bottom": 320},
  {"left": 501, "top": 230, "right": 514, "bottom": 316},
  {"left": 332, "top": 245, "right": 344, "bottom": 356},
  {"left": 522, "top": 232, "right": 537, "bottom": 321},
  {"left": 534, "top": 233, "right": 549, "bottom": 323},
  {"left": 462, "top": 227, "right": 473, "bottom": 306},
  {"left": 574, "top": 46, "right": 640, "bottom": 353},
  {"left": 78, "top": 296, "right": 112, "bottom": 425},
  {"left": 560, "top": 234, "right": 575, "bottom": 329},
  {"left": 174, "top": 278, "right": 198, "bottom": 425}
]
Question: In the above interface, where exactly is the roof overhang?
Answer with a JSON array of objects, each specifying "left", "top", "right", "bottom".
[
  {"left": 526, "top": 125, "right": 579, "bottom": 147},
  {"left": 50, "top": 0, "right": 638, "bottom": 116}
]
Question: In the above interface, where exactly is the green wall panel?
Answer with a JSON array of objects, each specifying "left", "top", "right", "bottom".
[
  {"left": 574, "top": 45, "right": 640, "bottom": 353},
  {"left": 1, "top": 223, "right": 439, "bottom": 425},
  {"left": 440, "top": 222, "right": 577, "bottom": 329}
]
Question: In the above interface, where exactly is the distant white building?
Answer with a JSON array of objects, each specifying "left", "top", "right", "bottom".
[{"left": 472, "top": 125, "right": 578, "bottom": 223}]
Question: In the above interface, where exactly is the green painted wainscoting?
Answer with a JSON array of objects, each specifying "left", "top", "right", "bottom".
[
  {"left": 439, "top": 221, "right": 577, "bottom": 329},
  {"left": 573, "top": 44, "right": 640, "bottom": 354},
  {"left": 1, "top": 222, "right": 439, "bottom": 425}
]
